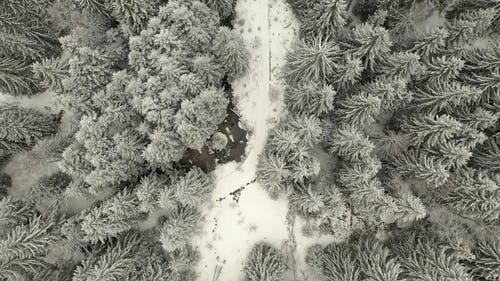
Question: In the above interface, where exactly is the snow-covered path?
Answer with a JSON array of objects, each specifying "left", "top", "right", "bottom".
[{"left": 194, "top": 0, "right": 299, "bottom": 280}]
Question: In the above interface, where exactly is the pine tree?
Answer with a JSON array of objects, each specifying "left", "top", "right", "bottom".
[
  {"left": 175, "top": 87, "right": 229, "bottom": 150},
  {"left": 244, "top": 242, "right": 286, "bottom": 281},
  {"left": 289, "top": 154, "right": 321, "bottom": 184},
  {"left": 401, "top": 114, "right": 463, "bottom": 147},
  {"left": 427, "top": 141, "right": 472, "bottom": 169},
  {"left": 29, "top": 172, "right": 72, "bottom": 214},
  {"left": 80, "top": 189, "right": 146, "bottom": 242},
  {"left": 350, "top": 23, "right": 392, "bottom": 71},
  {"left": 192, "top": 55, "right": 225, "bottom": 86},
  {"left": 172, "top": 168, "right": 212, "bottom": 208},
  {"left": 0, "top": 56, "right": 39, "bottom": 96},
  {"left": 410, "top": 82, "right": 483, "bottom": 115},
  {"left": 453, "top": 107, "right": 499, "bottom": 130},
  {"left": 285, "top": 83, "right": 336, "bottom": 116},
  {"left": 425, "top": 56, "right": 464, "bottom": 83},
  {"left": 462, "top": 46, "right": 500, "bottom": 72},
  {"left": 72, "top": 233, "right": 143, "bottom": 281},
  {"left": 447, "top": 8, "right": 496, "bottom": 45},
  {"left": 0, "top": 216, "right": 56, "bottom": 280},
  {"left": 159, "top": 205, "right": 200, "bottom": 252},
  {"left": 393, "top": 194, "right": 427, "bottom": 225},
  {"left": 373, "top": 130, "right": 410, "bottom": 160},
  {"left": 301, "top": 0, "right": 349, "bottom": 38},
  {"left": 392, "top": 151, "right": 450, "bottom": 186},
  {"left": 356, "top": 238, "right": 404, "bottom": 281},
  {"left": 0, "top": 105, "right": 58, "bottom": 155},
  {"left": 70, "top": 0, "right": 108, "bottom": 15},
  {"left": 329, "top": 125, "right": 375, "bottom": 161},
  {"left": 336, "top": 92, "right": 381, "bottom": 127},
  {"left": 136, "top": 173, "right": 167, "bottom": 213},
  {"left": 284, "top": 36, "right": 339, "bottom": 85},
  {"left": 213, "top": 27, "right": 250, "bottom": 79},
  {"left": 347, "top": 178, "right": 398, "bottom": 222},
  {"left": 410, "top": 27, "right": 448, "bottom": 58}
]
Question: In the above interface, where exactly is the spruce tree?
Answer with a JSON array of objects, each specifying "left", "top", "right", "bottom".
[
  {"left": 0, "top": 105, "right": 58, "bottom": 155},
  {"left": 425, "top": 56, "right": 464, "bottom": 83},
  {"left": 0, "top": 197, "right": 35, "bottom": 237},
  {"left": 363, "top": 77, "right": 410, "bottom": 111},
  {"left": 410, "top": 27, "right": 448, "bottom": 58},
  {"left": 336, "top": 92, "right": 381, "bottom": 127},
  {"left": 410, "top": 82, "right": 483, "bottom": 115},
  {"left": 80, "top": 189, "right": 146, "bottom": 242},
  {"left": 202, "top": 0, "right": 235, "bottom": 20},
  {"left": 470, "top": 238, "right": 500, "bottom": 281},
  {"left": 334, "top": 54, "right": 364, "bottom": 90},
  {"left": 470, "top": 138, "right": 500, "bottom": 173},
  {"left": 284, "top": 36, "right": 339, "bottom": 85},
  {"left": 289, "top": 185, "right": 326, "bottom": 216},
  {"left": 356, "top": 238, "right": 404, "bottom": 281},
  {"left": 427, "top": 141, "right": 472, "bottom": 169},
  {"left": 143, "top": 129, "right": 186, "bottom": 169},
  {"left": 32, "top": 58, "right": 69, "bottom": 92},
  {"left": 350, "top": 23, "right": 392, "bottom": 71},
  {"left": 256, "top": 153, "right": 291, "bottom": 197},
  {"left": 213, "top": 27, "right": 250, "bottom": 79},
  {"left": 392, "top": 151, "right": 450, "bottom": 186},
  {"left": 159, "top": 205, "right": 200, "bottom": 252},
  {"left": 244, "top": 242, "right": 286, "bottom": 281},
  {"left": 0, "top": 216, "right": 57, "bottom": 280},
  {"left": 175, "top": 87, "right": 229, "bottom": 150},
  {"left": 393, "top": 194, "right": 427, "bottom": 225},
  {"left": 401, "top": 114, "right": 463, "bottom": 147},
  {"left": 329, "top": 125, "right": 375, "bottom": 161},
  {"left": 104, "top": 0, "right": 156, "bottom": 34},
  {"left": 172, "top": 168, "right": 212, "bottom": 208},
  {"left": 285, "top": 83, "right": 336, "bottom": 116},
  {"left": 380, "top": 52, "right": 424, "bottom": 79},
  {"left": 286, "top": 114, "right": 323, "bottom": 147},
  {"left": 312, "top": 242, "right": 362, "bottom": 281},
  {"left": 454, "top": 107, "right": 499, "bottom": 130},
  {"left": 301, "top": 0, "right": 349, "bottom": 38},
  {"left": 0, "top": 56, "right": 39, "bottom": 96}
]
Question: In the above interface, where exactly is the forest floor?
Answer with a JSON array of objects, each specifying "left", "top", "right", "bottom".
[{"left": 194, "top": 0, "right": 341, "bottom": 280}]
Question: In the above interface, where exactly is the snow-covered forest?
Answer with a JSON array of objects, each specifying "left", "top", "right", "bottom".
[{"left": 0, "top": 0, "right": 499, "bottom": 281}]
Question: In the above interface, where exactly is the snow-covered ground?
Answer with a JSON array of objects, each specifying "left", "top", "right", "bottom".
[{"left": 193, "top": 0, "right": 316, "bottom": 280}]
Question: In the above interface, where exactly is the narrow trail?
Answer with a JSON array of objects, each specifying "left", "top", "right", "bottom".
[{"left": 194, "top": 0, "right": 299, "bottom": 280}]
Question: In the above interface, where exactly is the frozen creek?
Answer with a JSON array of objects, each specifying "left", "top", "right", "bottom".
[{"left": 194, "top": 0, "right": 339, "bottom": 280}]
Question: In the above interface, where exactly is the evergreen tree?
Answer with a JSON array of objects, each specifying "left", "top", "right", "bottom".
[
  {"left": 0, "top": 173, "right": 10, "bottom": 198},
  {"left": 347, "top": 178, "right": 398, "bottom": 222},
  {"left": 427, "top": 141, "right": 472, "bottom": 169},
  {"left": 32, "top": 58, "right": 69, "bottom": 92},
  {"left": 256, "top": 153, "right": 291, "bottom": 197},
  {"left": 425, "top": 56, "right": 464, "bottom": 83},
  {"left": 172, "top": 168, "right": 212, "bottom": 208},
  {"left": 301, "top": 0, "right": 349, "bottom": 38},
  {"left": 136, "top": 173, "right": 167, "bottom": 213},
  {"left": 244, "top": 242, "right": 286, "bottom": 281},
  {"left": 329, "top": 125, "right": 375, "bottom": 161},
  {"left": 440, "top": 170, "right": 500, "bottom": 224},
  {"left": 470, "top": 238, "right": 500, "bottom": 281},
  {"left": 285, "top": 83, "right": 336, "bottom": 116},
  {"left": 289, "top": 185, "right": 326, "bottom": 216},
  {"left": 356, "top": 238, "right": 404, "bottom": 281},
  {"left": 104, "top": 0, "right": 156, "bottom": 34},
  {"left": 143, "top": 129, "right": 186, "bottom": 169},
  {"left": 410, "top": 27, "right": 448, "bottom": 58},
  {"left": 350, "top": 23, "right": 392, "bottom": 71},
  {"left": 213, "top": 27, "right": 250, "bottom": 79},
  {"left": 393, "top": 194, "right": 427, "bottom": 225},
  {"left": 363, "top": 77, "right": 410, "bottom": 111},
  {"left": 392, "top": 151, "right": 450, "bottom": 186},
  {"left": 80, "top": 189, "right": 146, "bottom": 242},
  {"left": 401, "top": 114, "right": 463, "bottom": 147},
  {"left": 447, "top": 8, "right": 496, "bottom": 45},
  {"left": 289, "top": 154, "right": 321, "bottom": 184},
  {"left": 0, "top": 197, "right": 35, "bottom": 237},
  {"left": 72, "top": 233, "right": 143, "bottom": 281},
  {"left": 453, "top": 107, "right": 499, "bottom": 130},
  {"left": 462, "top": 46, "right": 500, "bottom": 72},
  {"left": 470, "top": 138, "right": 500, "bottom": 173},
  {"left": 284, "top": 36, "right": 339, "bottom": 85},
  {"left": 175, "top": 87, "right": 229, "bottom": 150},
  {"left": 334, "top": 54, "right": 364, "bottom": 90},
  {"left": 159, "top": 205, "right": 200, "bottom": 252},
  {"left": 0, "top": 105, "right": 58, "bottom": 155},
  {"left": 336, "top": 92, "right": 381, "bottom": 127},
  {"left": 29, "top": 172, "right": 72, "bottom": 214},
  {"left": 410, "top": 82, "right": 483, "bottom": 115},
  {"left": 0, "top": 216, "right": 56, "bottom": 280},
  {"left": 380, "top": 52, "right": 424, "bottom": 79},
  {"left": 313, "top": 242, "right": 362, "bottom": 281},
  {"left": 338, "top": 156, "right": 381, "bottom": 187},
  {"left": 0, "top": 56, "right": 39, "bottom": 96},
  {"left": 202, "top": 0, "right": 235, "bottom": 20},
  {"left": 286, "top": 115, "right": 323, "bottom": 147}
]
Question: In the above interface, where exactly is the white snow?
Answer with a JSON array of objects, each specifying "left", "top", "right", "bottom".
[{"left": 194, "top": 0, "right": 304, "bottom": 280}]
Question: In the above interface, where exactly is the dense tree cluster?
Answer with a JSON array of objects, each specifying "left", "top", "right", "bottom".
[
  {"left": 0, "top": 0, "right": 249, "bottom": 280},
  {"left": 256, "top": 0, "right": 500, "bottom": 279}
]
